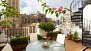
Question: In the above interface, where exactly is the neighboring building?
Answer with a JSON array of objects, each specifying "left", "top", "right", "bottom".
[
  {"left": 6, "top": 0, "right": 20, "bottom": 12},
  {"left": 3, "top": 0, "right": 21, "bottom": 29},
  {"left": 21, "top": 12, "right": 55, "bottom": 25}
]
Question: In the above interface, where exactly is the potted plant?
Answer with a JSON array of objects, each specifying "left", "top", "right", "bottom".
[
  {"left": 72, "top": 30, "right": 80, "bottom": 42},
  {"left": 10, "top": 35, "right": 28, "bottom": 51},
  {"left": 37, "top": 34, "right": 43, "bottom": 40},
  {"left": 67, "top": 29, "right": 72, "bottom": 40},
  {"left": 50, "top": 31, "right": 61, "bottom": 41},
  {"left": 38, "top": 22, "right": 56, "bottom": 40}
]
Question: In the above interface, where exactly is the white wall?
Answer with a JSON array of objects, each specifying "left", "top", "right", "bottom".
[
  {"left": 36, "top": 23, "right": 47, "bottom": 37},
  {"left": 83, "top": 4, "right": 91, "bottom": 33}
]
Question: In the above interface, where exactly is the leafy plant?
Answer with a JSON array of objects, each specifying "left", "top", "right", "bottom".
[
  {"left": 10, "top": 36, "right": 28, "bottom": 46},
  {"left": 38, "top": 22, "right": 56, "bottom": 37},
  {"left": 0, "top": 0, "right": 19, "bottom": 18},
  {"left": 38, "top": 0, "right": 70, "bottom": 17},
  {"left": 72, "top": 30, "right": 78, "bottom": 40},
  {"left": 49, "top": 31, "right": 61, "bottom": 37},
  {"left": 0, "top": 31, "right": 3, "bottom": 35},
  {"left": 37, "top": 34, "right": 42, "bottom": 40}
]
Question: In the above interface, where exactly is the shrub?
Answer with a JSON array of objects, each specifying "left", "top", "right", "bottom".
[
  {"left": 38, "top": 22, "right": 56, "bottom": 37},
  {"left": 10, "top": 36, "right": 28, "bottom": 46},
  {"left": 49, "top": 31, "right": 61, "bottom": 37},
  {"left": 37, "top": 34, "right": 42, "bottom": 40}
]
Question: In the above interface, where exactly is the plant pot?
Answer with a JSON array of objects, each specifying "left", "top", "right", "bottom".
[
  {"left": 0, "top": 31, "right": 5, "bottom": 42},
  {"left": 67, "top": 34, "right": 72, "bottom": 40},
  {"left": 43, "top": 37, "right": 50, "bottom": 40},
  {"left": 72, "top": 39, "right": 81, "bottom": 43},
  {"left": 50, "top": 36, "right": 57, "bottom": 41},
  {"left": 12, "top": 43, "right": 28, "bottom": 51}
]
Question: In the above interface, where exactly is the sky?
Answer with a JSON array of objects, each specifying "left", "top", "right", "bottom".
[
  {"left": 20, "top": 0, "right": 73, "bottom": 20},
  {"left": 0, "top": 0, "right": 73, "bottom": 20}
]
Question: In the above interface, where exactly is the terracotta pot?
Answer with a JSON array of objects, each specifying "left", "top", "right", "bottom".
[
  {"left": 67, "top": 34, "right": 72, "bottom": 40},
  {"left": 72, "top": 39, "right": 81, "bottom": 43},
  {"left": 12, "top": 43, "right": 28, "bottom": 51},
  {"left": 50, "top": 36, "right": 57, "bottom": 41},
  {"left": 43, "top": 37, "right": 50, "bottom": 40}
]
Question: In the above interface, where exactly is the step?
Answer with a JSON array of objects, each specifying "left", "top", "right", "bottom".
[
  {"left": 78, "top": 8, "right": 82, "bottom": 12},
  {"left": 73, "top": 11, "right": 82, "bottom": 16}
]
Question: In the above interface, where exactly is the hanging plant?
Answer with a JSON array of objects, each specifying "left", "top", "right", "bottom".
[{"left": 38, "top": 0, "right": 70, "bottom": 17}]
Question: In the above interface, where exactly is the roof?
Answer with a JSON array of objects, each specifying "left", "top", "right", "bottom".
[{"left": 29, "top": 23, "right": 38, "bottom": 26}]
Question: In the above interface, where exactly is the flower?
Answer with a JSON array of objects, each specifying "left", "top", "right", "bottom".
[
  {"left": 0, "top": 26, "right": 6, "bottom": 35},
  {"left": 51, "top": 7, "right": 56, "bottom": 10},
  {"left": 58, "top": 6, "right": 63, "bottom": 12}
]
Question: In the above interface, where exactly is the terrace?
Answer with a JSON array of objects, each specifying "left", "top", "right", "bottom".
[{"left": 0, "top": 0, "right": 91, "bottom": 51}]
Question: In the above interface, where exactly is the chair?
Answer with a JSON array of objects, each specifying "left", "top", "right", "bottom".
[
  {"left": 30, "top": 33, "right": 38, "bottom": 43},
  {"left": 56, "top": 34, "right": 65, "bottom": 46},
  {"left": 1, "top": 43, "right": 13, "bottom": 51}
]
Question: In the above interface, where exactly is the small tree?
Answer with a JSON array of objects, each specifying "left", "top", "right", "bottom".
[{"left": 38, "top": 22, "right": 56, "bottom": 37}]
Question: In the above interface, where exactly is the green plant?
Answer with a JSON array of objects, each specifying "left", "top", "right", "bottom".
[
  {"left": 37, "top": 34, "right": 42, "bottom": 40},
  {"left": 38, "top": 22, "right": 56, "bottom": 37},
  {"left": 0, "top": 31, "right": 3, "bottom": 35},
  {"left": 14, "top": 34, "right": 20, "bottom": 38},
  {"left": 49, "top": 31, "right": 61, "bottom": 37},
  {"left": 10, "top": 36, "right": 28, "bottom": 46},
  {"left": 72, "top": 30, "right": 78, "bottom": 40},
  {"left": 38, "top": 0, "right": 70, "bottom": 17}
]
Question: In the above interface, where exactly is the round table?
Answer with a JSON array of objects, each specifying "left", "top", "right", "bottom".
[{"left": 26, "top": 40, "right": 65, "bottom": 51}]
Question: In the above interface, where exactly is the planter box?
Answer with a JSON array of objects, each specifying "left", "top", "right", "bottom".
[
  {"left": 50, "top": 36, "right": 57, "bottom": 41},
  {"left": 12, "top": 43, "right": 28, "bottom": 51}
]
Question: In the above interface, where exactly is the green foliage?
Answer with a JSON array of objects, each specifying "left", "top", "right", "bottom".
[
  {"left": 37, "top": 0, "right": 70, "bottom": 17},
  {"left": 1, "top": 20, "right": 10, "bottom": 28},
  {"left": 0, "top": 31, "right": 3, "bottom": 35},
  {"left": 10, "top": 36, "right": 28, "bottom": 46},
  {"left": 62, "top": 16, "right": 66, "bottom": 23},
  {"left": 0, "top": 0, "right": 19, "bottom": 18},
  {"left": 49, "top": 31, "right": 61, "bottom": 37},
  {"left": 14, "top": 34, "right": 20, "bottom": 38},
  {"left": 38, "top": 22, "right": 56, "bottom": 32},
  {"left": 37, "top": 34, "right": 42, "bottom": 40},
  {"left": 72, "top": 30, "right": 78, "bottom": 40}
]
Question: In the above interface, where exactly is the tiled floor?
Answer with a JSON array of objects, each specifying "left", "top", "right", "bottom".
[{"left": 65, "top": 39, "right": 91, "bottom": 51}]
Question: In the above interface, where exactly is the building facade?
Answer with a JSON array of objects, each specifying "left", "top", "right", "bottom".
[
  {"left": 6, "top": 0, "right": 20, "bottom": 12},
  {"left": 21, "top": 12, "right": 55, "bottom": 25}
]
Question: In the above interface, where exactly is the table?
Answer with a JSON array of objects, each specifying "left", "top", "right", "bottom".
[{"left": 26, "top": 40, "right": 65, "bottom": 51}]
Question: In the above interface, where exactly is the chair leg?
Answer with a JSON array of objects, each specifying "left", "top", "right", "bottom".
[{"left": 81, "top": 47, "right": 89, "bottom": 51}]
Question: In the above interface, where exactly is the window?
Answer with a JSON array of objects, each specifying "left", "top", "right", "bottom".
[{"left": 38, "top": 19, "right": 41, "bottom": 22}]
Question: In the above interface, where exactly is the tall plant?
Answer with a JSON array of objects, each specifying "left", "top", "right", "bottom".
[{"left": 38, "top": 22, "right": 56, "bottom": 37}]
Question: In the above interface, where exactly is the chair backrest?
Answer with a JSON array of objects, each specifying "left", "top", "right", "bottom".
[
  {"left": 1, "top": 43, "right": 13, "bottom": 51},
  {"left": 56, "top": 34, "right": 65, "bottom": 44},
  {"left": 30, "top": 33, "right": 38, "bottom": 42}
]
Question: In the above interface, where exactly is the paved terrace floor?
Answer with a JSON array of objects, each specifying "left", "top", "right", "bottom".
[{"left": 65, "top": 39, "right": 91, "bottom": 51}]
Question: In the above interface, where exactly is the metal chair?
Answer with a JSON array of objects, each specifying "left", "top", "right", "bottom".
[
  {"left": 1, "top": 43, "right": 13, "bottom": 51},
  {"left": 56, "top": 34, "right": 66, "bottom": 46},
  {"left": 30, "top": 33, "right": 38, "bottom": 43}
]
